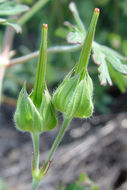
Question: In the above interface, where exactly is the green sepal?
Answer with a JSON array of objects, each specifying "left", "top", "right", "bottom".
[
  {"left": 14, "top": 85, "right": 43, "bottom": 133},
  {"left": 40, "top": 87, "right": 58, "bottom": 131}
]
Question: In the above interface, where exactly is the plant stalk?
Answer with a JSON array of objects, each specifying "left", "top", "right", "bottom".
[
  {"left": 69, "top": 2, "right": 85, "bottom": 34},
  {"left": 31, "top": 179, "right": 39, "bottom": 190},
  {"left": 7, "top": 44, "right": 81, "bottom": 68},
  {"left": 45, "top": 116, "right": 71, "bottom": 165},
  {"left": 31, "top": 133, "right": 40, "bottom": 172},
  {"left": 0, "top": 26, "right": 15, "bottom": 101},
  {"left": 18, "top": 0, "right": 50, "bottom": 26}
]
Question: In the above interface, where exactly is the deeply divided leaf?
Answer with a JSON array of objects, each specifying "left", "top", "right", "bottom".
[
  {"left": 108, "top": 63, "right": 127, "bottom": 93},
  {"left": 92, "top": 42, "right": 127, "bottom": 90},
  {"left": 67, "top": 31, "right": 84, "bottom": 44},
  {"left": 0, "top": 18, "right": 22, "bottom": 33},
  {"left": 0, "top": 1, "right": 29, "bottom": 16},
  {"left": 92, "top": 43, "right": 112, "bottom": 86}
]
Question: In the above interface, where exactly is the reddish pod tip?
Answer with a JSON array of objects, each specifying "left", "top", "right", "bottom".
[
  {"left": 94, "top": 8, "right": 100, "bottom": 13},
  {"left": 43, "top": 24, "right": 48, "bottom": 29}
]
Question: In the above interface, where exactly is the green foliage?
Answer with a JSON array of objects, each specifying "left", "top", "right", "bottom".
[
  {"left": 49, "top": 1, "right": 127, "bottom": 114},
  {"left": 0, "top": 178, "right": 7, "bottom": 190},
  {"left": 108, "top": 63, "right": 127, "bottom": 93},
  {"left": 0, "top": 0, "right": 29, "bottom": 32},
  {"left": 0, "top": 1, "right": 29, "bottom": 16},
  {"left": 0, "top": 18, "right": 22, "bottom": 33},
  {"left": 92, "top": 43, "right": 127, "bottom": 87},
  {"left": 2, "top": 0, "right": 127, "bottom": 116},
  {"left": 108, "top": 33, "right": 121, "bottom": 49},
  {"left": 59, "top": 173, "right": 99, "bottom": 190},
  {"left": 122, "top": 39, "right": 127, "bottom": 56},
  {"left": 60, "top": 2, "right": 127, "bottom": 93},
  {"left": 20, "top": 0, "right": 34, "bottom": 5},
  {"left": 2, "top": 0, "right": 127, "bottom": 114},
  {"left": 3, "top": 1, "right": 127, "bottom": 189},
  {"left": 67, "top": 30, "right": 84, "bottom": 44}
]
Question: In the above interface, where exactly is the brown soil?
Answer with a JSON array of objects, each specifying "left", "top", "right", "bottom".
[{"left": 0, "top": 104, "right": 127, "bottom": 190}]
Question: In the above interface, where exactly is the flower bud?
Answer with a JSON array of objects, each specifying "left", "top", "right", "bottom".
[
  {"left": 14, "top": 86, "right": 43, "bottom": 133},
  {"left": 53, "top": 72, "right": 93, "bottom": 119}
]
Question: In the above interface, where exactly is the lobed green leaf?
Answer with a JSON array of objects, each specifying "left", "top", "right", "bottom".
[
  {"left": 108, "top": 63, "right": 127, "bottom": 93},
  {"left": 0, "top": 1, "right": 29, "bottom": 16},
  {"left": 0, "top": 18, "right": 22, "bottom": 33},
  {"left": 67, "top": 31, "right": 84, "bottom": 44}
]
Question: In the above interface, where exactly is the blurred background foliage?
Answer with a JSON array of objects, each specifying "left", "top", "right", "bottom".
[
  {"left": 0, "top": 173, "right": 99, "bottom": 190},
  {"left": 2, "top": 0, "right": 127, "bottom": 114},
  {"left": 58, "top": 173, "right": 99, "bottom": 190}
]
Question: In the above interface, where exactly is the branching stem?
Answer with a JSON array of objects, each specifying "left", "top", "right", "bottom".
[{"left": 7, "top": 44, "right": 81, "bottom": 68}]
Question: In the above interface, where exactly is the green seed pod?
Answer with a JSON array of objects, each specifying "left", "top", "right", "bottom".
[
  {"left": 53, "top": 8, "right": 99, "bottom": 119},
  {"left": 14, "top": 86, "right": 57, "bottom": 133},
  {"left": 53, "top": 72, "right": 93, "bottom": 119},
  {"left": 40, "top": 88, "right": 58, "bottom": 131},
  {"left": 66, "top": 73, "right": 93, "bottom": 118},
  {"left": 53, "top": 70, "right": 79, "bottom": 113},
  {"left": 14, "top": 24, "right": 58, "bottom": 134},
  {"left": 14, "top": 86, "right": 43, "bottom": 133}
]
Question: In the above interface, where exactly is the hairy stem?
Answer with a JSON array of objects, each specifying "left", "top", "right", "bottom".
[
  {"left": 31, "top": 179, "right": 39, "bottom": 190},
  {"left": 2, "top": 26, "right": 15, "bottom": 56},
  {"left": 45, "top": 116, "right": 71, "bottom": 165},
  {"left": 0, "top": 26, "right": 15, "bottom": 100},
  {"left": 18, "top": 0, "right": 51, "bottom": 26},
  {"left": 7, "top": 44, "right": 81, "bottom": 68},
  {"left": 31, "top": 133, "right": 40, "bottom": 172}
]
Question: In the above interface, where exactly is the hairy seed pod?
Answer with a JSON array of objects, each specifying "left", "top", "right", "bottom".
[{"left": 14, "top": 85, "right": 58, "bottom": 134}]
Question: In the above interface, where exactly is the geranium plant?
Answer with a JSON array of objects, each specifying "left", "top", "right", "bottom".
[
  {"left": 14, "top": 7, "right": 99, "bottom": 190},
  {"left": 0, "top": 1, "right": 127, "bottom": 190}
]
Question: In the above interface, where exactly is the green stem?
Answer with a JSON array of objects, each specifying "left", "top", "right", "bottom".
[
  {"left": 75, "top": 8, "right": 100, "bottom": 79},
  {"left": 33, "top": 24, "right": 48, "bottom": 108},
  {"left": 31, "top": 133, "right": 40, "bottom": 172},
  {"left": 18, "top": 0, "right": 51, "bottom": 26},
  {"left": 45, "top": 116, "right": 71, "bottom": 165},
  {"left": 31, "top": 179, "right": 39, "bottom": 190},
  {"left": 7, "top": 44, "right": 81, "bottom": 68},
  {"left": 69, "top": 2, "right": 85, "bottom": 34}
]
